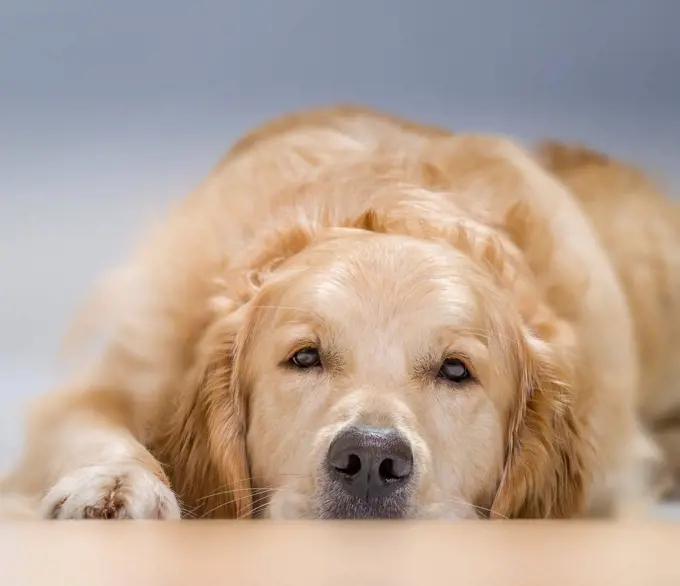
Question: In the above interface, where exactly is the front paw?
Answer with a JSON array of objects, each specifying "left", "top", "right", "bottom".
[{"left": 41, "top": 463, "right": 181, "bottom": 520}]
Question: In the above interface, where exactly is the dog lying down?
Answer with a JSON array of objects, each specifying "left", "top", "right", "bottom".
[{"left": 2, "top": 105, "right": 680, "bottom": 521}]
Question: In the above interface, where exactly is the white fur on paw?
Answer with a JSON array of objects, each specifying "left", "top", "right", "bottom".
[{"left": 41, "top": 463, "right": 181, "bottom": 520}]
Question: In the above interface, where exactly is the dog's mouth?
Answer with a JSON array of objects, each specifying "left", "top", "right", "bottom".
[
  {"left": 249, "top": 484, "right": 412, "bottom": 520},
  {"left": 315, "top": 479, "right": 411, "bottom": 519}
]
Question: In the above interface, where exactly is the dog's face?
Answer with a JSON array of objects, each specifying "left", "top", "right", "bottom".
[
  {"left": 241, "top": 232, "right": 515, "bottom": 519},
  {"left": 198, "top": 222, "right": 582, "bottom": 521},
  {"left": 180, "top": 217, "right": 586, "bottom": 521}
]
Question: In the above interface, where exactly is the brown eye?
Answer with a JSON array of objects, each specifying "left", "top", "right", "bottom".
[
  {"left": 438, "top": 358, "right": 472, "bottom": 383},
  {"left": 290, "top": 347, "right": 321, "bottom": 369}
]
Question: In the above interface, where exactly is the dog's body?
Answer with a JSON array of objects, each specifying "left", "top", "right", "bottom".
[{"left": 2, "top": 105, "right": 680, "bottom": 520}]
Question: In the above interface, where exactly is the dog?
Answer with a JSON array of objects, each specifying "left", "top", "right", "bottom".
[{"left": 2, "top": 104, "right": 679, "bottom": 520}]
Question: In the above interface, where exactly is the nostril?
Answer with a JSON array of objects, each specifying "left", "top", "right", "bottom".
[
  {"left": 378, "top": 457, "right": 412, "bottom": 481},
  {"left": 335, "top": 453, "right": 362, "bottom": 477},
  {"left": 378, "top": 458, "right": 398, "bottom": 481}
]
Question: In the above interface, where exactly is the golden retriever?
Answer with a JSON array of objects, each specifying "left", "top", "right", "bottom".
[{"left": 2, "top": 105, "right": 680, "bottom": 521}]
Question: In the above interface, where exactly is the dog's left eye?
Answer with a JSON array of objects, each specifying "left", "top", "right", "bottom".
[
  {"left": 438, "top": 358, "right": 472, "bottom": 383},
  {"left": 290, "top": 347, "right": 321, "bottom": 369}
]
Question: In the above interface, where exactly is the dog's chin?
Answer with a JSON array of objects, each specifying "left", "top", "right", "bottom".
[
  {"left": 263, "top": 484, "right": 479, "bottom": 521},
  {"left": 265, "top": 485, "right": 411, "bottom": 520},
  {"left": 265, "top": 492, "right": 482, "bottom": 520},
  {"left": 314, "top": 480, "right": 412, "bottom": 520},
  {"left": 317, "top": 495, "right": 410, "bottom": 520}
]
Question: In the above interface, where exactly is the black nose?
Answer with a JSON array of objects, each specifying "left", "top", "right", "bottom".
[{"left": 326, "top": 425, "right": 414, "bottom": 501}]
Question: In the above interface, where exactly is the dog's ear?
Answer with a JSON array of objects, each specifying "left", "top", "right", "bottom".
[
  {"left": 455, "top": 217, "right": 591, "bottom": 518},
  {"left": 152, "top": 220, "right": 321, "bottom": 519},
  {"left": 221, "top": 220, "right": 319, "bottom": 302},
  {"left": 490, "top": 315, "right": 591, "bottom": 519},
  {"left": 152, "top": 306, "right": 252, "bottom": 519}
]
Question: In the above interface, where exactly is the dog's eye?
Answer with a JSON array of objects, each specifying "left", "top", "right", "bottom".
[
  {"left": 290, "top": 347, "right": 321, "bottom": 369},
  {"left": 438, "top": 358, "right": 472, "bottom": 383}
]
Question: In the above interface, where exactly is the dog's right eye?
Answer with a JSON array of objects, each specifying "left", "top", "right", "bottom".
[{"left": 290, "top": 347, "right": 321, "bottom": 369}]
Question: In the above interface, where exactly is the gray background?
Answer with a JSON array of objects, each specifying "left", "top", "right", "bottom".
[{"left": 0, "top": 0, "right": 678, "bottom": 506}]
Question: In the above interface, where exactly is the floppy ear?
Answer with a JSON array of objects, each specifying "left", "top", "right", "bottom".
[
  {"left": 490, "top": 319, "right": 591, "bottom": 519},
  {"left": 152, "top": 307, "right": 252, "bottom": 519},
  {"left": 151, "top": 221, "right": 319, "bottom": 519},
  {"left": 453, "top": 221, "right": 591, "bottom": 518}
]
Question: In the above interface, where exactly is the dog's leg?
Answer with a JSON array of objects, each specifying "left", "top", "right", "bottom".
[
  {"left": 587, "top": 424, "right": 668, "bottom": 519},
  {"left": 652, "top": 425, "right": 680, "bottom": 500},
  {"left": 0, "top": 385, "right": 181, "bottom": 520}
]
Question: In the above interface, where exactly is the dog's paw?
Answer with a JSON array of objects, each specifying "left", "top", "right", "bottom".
[{"left": 41, "top": 463, "right": 181, "bottom": 520}]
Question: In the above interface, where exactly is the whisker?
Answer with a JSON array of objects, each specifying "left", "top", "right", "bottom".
[
  {"left": 194, "top": 493, "right": 259, "bottom": 520},
  {"left": 195, "top": 475, "right": 307, "bottom": 503},
  {"left": 197, "top": 489, "right": 280, "bottom": 520},
  {"left": 443, "top": 496, "right": 508, "bottom": 520},
  {"left": 179, "top": 505, "right": 198, "bottom": 520},
  {"left": 239, "top": 501, "right": 271, "bottom": 520},
  {"left": 200, "top": 491, "right": 269, "bottom": 515},
  {"left": 193, "top": 489, "right": 275, "bottom": 513},
  {"left": 196, "top": 485, "right": 281, "bottom": 503}
]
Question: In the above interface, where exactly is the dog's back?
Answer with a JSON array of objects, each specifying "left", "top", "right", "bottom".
[{"left": 538, "top": 142, "right": 680, "bottom": 494}]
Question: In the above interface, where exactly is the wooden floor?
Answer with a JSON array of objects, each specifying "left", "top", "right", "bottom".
[{"left": 1, "top": 521, "right": 679, "bottom": 586}]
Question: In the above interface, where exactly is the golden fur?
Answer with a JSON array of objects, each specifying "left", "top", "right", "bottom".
[{"left": 2, "top": 105, "right": 680, "bottom": 520}]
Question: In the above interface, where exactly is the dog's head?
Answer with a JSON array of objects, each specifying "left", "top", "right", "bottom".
[{"left": 163, "top": 198, "right": 589, "bottom": 520}]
